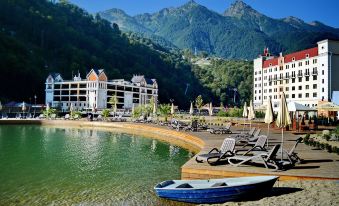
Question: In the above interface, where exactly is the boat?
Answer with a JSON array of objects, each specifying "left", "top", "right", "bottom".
[{"left": 154, "top": 176, "right": 278, "bottom": 204}]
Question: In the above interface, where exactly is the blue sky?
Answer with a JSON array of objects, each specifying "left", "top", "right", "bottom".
[{"left": 69, "top": 0, "right": 339, "bottom": 28}]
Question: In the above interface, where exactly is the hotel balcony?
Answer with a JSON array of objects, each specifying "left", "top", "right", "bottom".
[
  {"left": 312, "top": 71, "right": 318, "bottom": 75},
  {"left": 304, "top": 72, "right": 310, "bottom": 76},
  {"left": 297, "top": 73, "right": 303, "bottom": 77},
  {"left": 291, "top": 75, "right": 296, "bottom": 79},
  {"left": 284, "top": 75, "right": 290, "bottom": 79}
]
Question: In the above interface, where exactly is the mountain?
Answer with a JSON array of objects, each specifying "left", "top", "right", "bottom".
[
  {"left": 99, "top": 0, "right": 339, "bottom": 59},
  {"left": 0, "top": 0, "right": 212, "bottom": 107}
]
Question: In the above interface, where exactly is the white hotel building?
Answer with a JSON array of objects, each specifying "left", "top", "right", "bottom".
[
  {"left": 253, "top": 39, "right": 339, "bottom": 110},
  {"left": 45, "top": 69, "right": 158, "bottom": 111}
]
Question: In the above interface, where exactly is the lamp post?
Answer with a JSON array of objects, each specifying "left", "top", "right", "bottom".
[{"left": 34, "top": 95, "right": 37, "bottom": 118}]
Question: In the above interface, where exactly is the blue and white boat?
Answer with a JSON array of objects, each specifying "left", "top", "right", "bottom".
[{"left": 154, "top": 176, "right": 278, "bottom": 204}]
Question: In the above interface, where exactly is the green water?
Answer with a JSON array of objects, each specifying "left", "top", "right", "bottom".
[{"left": 0, "top": 125, "right": 193, "bottom": 205}]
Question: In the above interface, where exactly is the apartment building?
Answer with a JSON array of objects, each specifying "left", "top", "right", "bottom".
[
  {"left": 253, "top": 39, "right": 339, "bottom": 110},
  {"left": 45, "top": 69, "right": 158, "bottom": 112}
]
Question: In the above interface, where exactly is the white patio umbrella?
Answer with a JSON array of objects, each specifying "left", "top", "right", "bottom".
[
  {"left": 189, "top": 102, "right": 194, "bottom": 116},
  {"left": 153, "top": 101, "right": 157, "bottom": 116},
  {"left": 131, "top": 103, "right": 135, "bottom": 116},
  {"left": 46, "top": 103, "right": 50, "bottom": 111},
  {"left": 209, "top": 102, "right": 213, "bottom": 124},
  {"left": 171, "top": 103, "right": 175, "bottom": 115},
  {"left": 276, "top": 92, "right": 292, "bottom": 161},
  {"left": 264, "top": 97, "right": 274, "bottom": 147},
  {"left": 242, "top": 102, "right": 248, "bottom": 131},
  {"left": 248, "top": 100, "right": 255, "bottom": 130},
  {"left": 22, "top": 101, "right": 26, "bottom": 117},
  {"left": 209, "top": 102, "right": 213, "bottom": 116},
  {"left": 70, "top": 103, "right": 74, "bottom": 116}
]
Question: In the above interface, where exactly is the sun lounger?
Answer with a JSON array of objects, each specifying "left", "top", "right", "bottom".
[
  {"left": 275, "top": 137, "right": 303, "bottom": 164},
  {"left": 196, "top": 138, "right": 235, "bottom": 165},
  {"left": 235, "top": 135, "right": 268, "bottom": 155},
  {"left": 64, "top": 114, "right": 70, "bottom": 120},
  {"left": 209, "top": 123, "right": 232, "bottom": 134},
  {"left": 229, "top": 127, "right": 256, "bottom": 139},
  {"left": 235, "top": 129, "right": 261, "bottom": 145},
  {"left": 228, "top": 144, "right": 286, "bottom": 170}
]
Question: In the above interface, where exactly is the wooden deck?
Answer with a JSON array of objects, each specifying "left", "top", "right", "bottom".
[{"left": 182, "top": 125, "right": 339, "bottom": 181}]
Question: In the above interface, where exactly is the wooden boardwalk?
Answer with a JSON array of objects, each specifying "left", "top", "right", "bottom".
[{"left": 181, "top": 124, "right": 339, "bottom": 181}]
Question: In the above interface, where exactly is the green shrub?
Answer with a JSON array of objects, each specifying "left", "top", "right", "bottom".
[{"left": 323, "top": 134, "right": 331, "bottom": 141}]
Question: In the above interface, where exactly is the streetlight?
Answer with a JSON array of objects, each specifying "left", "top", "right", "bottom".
[{"left": 34, "top": 95, "right": 37, "bottom": 118}]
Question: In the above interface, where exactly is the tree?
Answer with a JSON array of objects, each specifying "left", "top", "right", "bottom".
[
  {"left": 195, "top": 95, "right": 203, "bottom": 114},
  {"left": 108, "top": 95, "right": 117, "bottom": 111},
  {"left": 102, "top": 109, "right": 110, "bottom": 120},
  {"left": 158, "top": 104, "right": 171, "bottom": 122}
]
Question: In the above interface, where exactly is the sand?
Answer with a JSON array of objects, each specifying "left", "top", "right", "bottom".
[{"left": 202, "top": 180, "right": 339, "bottom": 206}]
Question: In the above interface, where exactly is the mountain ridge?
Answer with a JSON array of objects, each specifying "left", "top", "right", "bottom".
[{"left": 99, "top": 0, "right": 339, "bottom": 59}]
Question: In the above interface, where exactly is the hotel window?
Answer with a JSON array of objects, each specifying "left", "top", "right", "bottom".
[
  {"left": 259, "top": 96, "right": 261, "bottom": 100},
  {"left": 259, "top": 90, "right": 261, "bottom": 93},
  {"left": 259, "top": 71, "right": 261, "bottom": 74},
  {"left": 313, "top": 76, "right": 317, "bottom": 80},
  {"left": 306, "top": 54, "right": 309, "bottom": 58},
  {"left": 298, "top": 77, "right": 302, "bottom": 82},
  {"left": 313, "top": 59, "right": 317, "bottom": 64},
  {"left": 322, "top": 88, "right": 324, "bottom": 92},
  {"left": 298, "top": 94, "right": 302, "bottom": 98},
  {"left": 292, "top": 86, "right": 295, "bottom": 91},
  {"left": 255, "top": 78, "right": 257, "bottom": 81},
  {"left": 298, "top": 86, "right": 302, "bottom": 90},
  {"left": 298, "top": 62, "right": 302, "bottom": 67},
  {"left": 313, "top": 84, "right": 317, "bottom": 89},
  {"left": 322, "top": 70, "right": 324, "bottom": 75},
  {"left": 292, "top": 78, "right": 295, "bottom": 83},
  {"left": 306, "top": 85, "right": 309, "bottom": 89},
  {"left": 292, "top": 94, "right": 295, "bottom": 98},
  {"left": 274, "top": 88, "right": 277, "bottom": 92},
  {"left": 274, "top": 82, "right": 277, "bottom": 85},
  {"left": 264, "top": 96, "right": 267, "bottom": 100},
  {"left": 274, "top": 95, "right": 277, "bottom": 99},
  {"left": 255, "top": 97, "right": 256, "bottom": 100},
  {"left": 305, "top": 60, "right": 309, "bottom": 65},
  {"left": 286, "top": 65, "right": 289, "bottom": 69},
  {"left": 280, "top": 88, "right": 283, "bottom": 92},
  {"left": 286, "top": 79, "right": 289, "bottom": 84},
  {"left": 255, "top": 90, "right": 257, "bottom": 94},
  {"left": 286, "top": 87, "right": 289, "bottom": 91},
  {"left": 306, "top": 93, "right": 309, "bottom": 98},
  {"left": 286, "top": 94, "right": 289, "bottom": 98},
  {"left": 269, "top": 89, "right": 272, "bottom": 93},
  {"left": 313, "top": 92, "right": 317, "bottom": 97},
  {"left": 292, "top": 57, "right": 295, "bottom": 61},
  {"left": 264, "top": 89, "right": 267, "bottom": 93},
  {"left": 306, "top": 76, "right": 309, "bottom": 81},
  {"left": 255, "top": 72, "right": 257, "bottom": 75},
  {"left": 264, "top": 83, "right": 267, "bottom": 86},
  {"left": 322, "top": 79, "right": 324, "bottom": 83},
  {"left": 280, "top": 66, "right": 283, "bottom": 70},
  {"left": 292, "top": 63, "right": 295, "bottom": 68},
  {"left": 322, "top": 64, "right": 324, "bottom": 67}
]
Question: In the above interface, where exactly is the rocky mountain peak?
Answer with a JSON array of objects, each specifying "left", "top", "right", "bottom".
[{"left": 223, "top": 0, "right": 261, "bottom": 18}]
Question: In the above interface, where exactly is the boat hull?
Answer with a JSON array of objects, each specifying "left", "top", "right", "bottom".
[{"left": 154, "top": 176, "right": 278, "bottom": 204}]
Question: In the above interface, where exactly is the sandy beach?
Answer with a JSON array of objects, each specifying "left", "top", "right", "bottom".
[{"left": 204, "top": 180, "right": 339, "bottom": 206}]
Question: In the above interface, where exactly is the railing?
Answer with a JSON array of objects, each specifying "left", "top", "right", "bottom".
[
  {"left": 312, "top": 71, "right": 318, "bottom": 75},
  {"left": 297, "top": 73, "right": 303, "bottom": 77},
  {"left": 304, "top": 72, "right": 310, "bottom": 76}
]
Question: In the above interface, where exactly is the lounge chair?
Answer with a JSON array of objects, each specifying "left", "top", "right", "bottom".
[
  {"left": 228, "top": 144, "right": 285, "bottom": 170},
  {"left": 50, "top": 114, "right": 56, "bottom": 120},
  {"left": 230, "top": 127, "right": 256, "bottom": 139},
  {"left": 235, "top": 135, "right": 268, "bottom": 155},
  {"left": 64, "top": 114, "right": 70, "bottom": 120},
  {"left": 196, "top": 138, "right": 235, "bottom": 165},
  {"left": 235, "top": 129, "right": 261, "bottom": 145},
  {"left": 209, "top": 123, "right": 232, "bottom": 134},
  {"left": 183, "top": 120, "right": 198, "bottom": 132},
  {"left": 275, "top": 137, "right": 303, "bottom": 164}
]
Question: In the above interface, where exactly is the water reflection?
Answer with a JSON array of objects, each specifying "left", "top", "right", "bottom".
[{"left": 0, "top": 125, "right": 191, "bottom": 206}]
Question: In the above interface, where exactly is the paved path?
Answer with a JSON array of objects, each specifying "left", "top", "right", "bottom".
[{"left": 181, "top": 123, "right": 339, "bottom": 180}]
